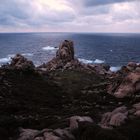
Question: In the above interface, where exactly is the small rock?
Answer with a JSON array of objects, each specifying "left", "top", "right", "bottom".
[
  {"left": 134, "top": 110, "right": 140, "bottom": 117},
  {"left": 34, "top": 137, "right": 44, "bottom": 140},
  {"left": 44, "top": 132, "right": 61, "bottom": 140},
  {"left": 112, "top": 106, "right": 127, "bottom": 114},
  {"left": 127, "top": 62, "right": 137, "bottom": 71},
  {"left": 69, "top": 116, "right": 93, "bottom": 130},
  {"left": 18, "top": 128, "right": 42, "bottom": 140},
  {"left": 133, "top": 102, "right": 140, "bottom": 110},
  {"left": 109, "top": 113, "right": 127, "bottom": 127}
]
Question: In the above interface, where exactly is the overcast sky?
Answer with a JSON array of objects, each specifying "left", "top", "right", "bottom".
[{"left": 0, "top": 0, "right": 140, "bottom": 33}]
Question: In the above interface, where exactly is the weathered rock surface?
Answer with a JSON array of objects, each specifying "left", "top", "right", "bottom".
[
  {"left": 107, "top": 61, "right": 140, "bottom": 99},
  {"left": 114, "top": 72, "right": 140, "bottom": 98},
  {"left": 39, "top": 40, "right": 78, "bottom": 72},
  {"left": 9, "top": 54, "right": 35, "bottom": 71},
  {"left": 69, "top": 116, "right": 93, "bottom": 130},
  {"left": 109, "top": 113, "right": 127, "bottom": 127},
  {"left": 100, "top": 106, "right": 128, "bottom": 128},
  {"left": 56, "top": 40, "right": 74, "bottom": 62},
  {"left": 18, "top": 128, "right": 45, "bottom": 140},
  {"left": 127, "top": 62, "right": 137, "bottom": 71}
]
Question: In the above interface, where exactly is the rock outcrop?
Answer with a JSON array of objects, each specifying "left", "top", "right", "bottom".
[
  {"left": 112, "top": 72, "right": 140, "bottom": 98},
  {"left": 87, "top": 64, "right": 111, "bottom": 75},
  {"left": 39, "top": 40, "right": 79, "bottom": 72},
  {"left": 56, "top": 40, "right": 74, "bottom": 62},
  {"left": 38, "top": 40, "right": 111, "bottom": 76},
  {"left": 9, "top": 54, "right": 35, "bottom": 71},
  {"left": 107, "top": 61, "right": 140, "bottom": 98}
]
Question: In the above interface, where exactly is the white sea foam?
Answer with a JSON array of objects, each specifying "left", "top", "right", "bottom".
[
  {"left": 78, "top": 58, "right": 105, "bottom": 64},
  {"left": 0, "top": 54, "right": 14, "bottom": 66},
  {"left": 7, "top": 54, "right": 15, "bottom": 58},
  {"left": 0, "top": 57, "right": 11, "bottom": 64},
  {"left": 21, "top": 53, "right": 33, "bottom": 57},
  {"left": 78, "top": 58, "right": 93, "bottom": 64},
  {"left": 42, "top": 46, "right": 58, "bottom": 51},
  {"left": 94, "top": 59, "right": 105, "bottom": 64},
  {"left": 8, "top": 53, "right": 33, "bottom": 57},
  {"left": 110, "top": 66, "right": 121, "bottom": 72}
]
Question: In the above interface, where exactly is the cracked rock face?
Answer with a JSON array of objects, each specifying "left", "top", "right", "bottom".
[{"left": 56, "top": 40, "right": 74, "bottom": 63}]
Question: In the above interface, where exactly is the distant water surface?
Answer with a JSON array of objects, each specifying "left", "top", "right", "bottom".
[{"left": 0, "top": 32, "right": 140, "bottom": 71}]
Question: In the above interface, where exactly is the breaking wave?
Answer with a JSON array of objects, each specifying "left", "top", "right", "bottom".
[
  {"left": 42, "top": 46, "right": 58, "bottom": 51},
  {"left": 110, "top": 66, "right": 121, "bottom": 72},
  {"left": 0, "top": 57, "right": 11, "bottom": 64},
  {"left": 94, "top": 59, "right": 105, "bottom": 64},
  {"left": 21, "top": 53, "right": 33, "bottom": 57},
  {"left": 78, "top": 58, "right": 105, "bottom": 64},
  {"left": 78, "top": 58, "right": 93, "bottom": 64}
]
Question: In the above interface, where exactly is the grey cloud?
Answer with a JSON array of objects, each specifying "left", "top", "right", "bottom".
[
  {"left": 83, "top": 0, "right": 136, "bottom": 6},
  {"left": 27, "top": 13, "right": 75, "bottom": 27},
  {"left": 80, "top": 5, "right": 110, "bottom": 15},
  {"left": 0, "top": 1, "right": 30, "bottom": 19},
  {"left": 0, "top": 0, "right": 76, "bottom": 28},
  {"left": 0, "top": 0, "right": 139, "bottom": 32},
  {"left": 0, "top": 0, "right": 32, "bottom": 27},
  {"left": 68, "top": 1, "right": 111, "bottom": 17},
  {"left": 112, "top": 14, "right": 134, "bottom": 22}
]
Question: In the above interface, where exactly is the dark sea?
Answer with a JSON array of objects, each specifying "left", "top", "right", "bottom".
[{"left": 0, "top": 32, "right": 140, "bottom": 71}]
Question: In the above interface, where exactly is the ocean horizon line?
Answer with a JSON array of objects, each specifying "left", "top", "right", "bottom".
[{"left": 0, "top": 32, "right": 140, "bottom": 34}]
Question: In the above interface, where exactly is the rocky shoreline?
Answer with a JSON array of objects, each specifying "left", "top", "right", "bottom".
[{"left": 0, "top": 40, "right": 140, "bottom": 140}]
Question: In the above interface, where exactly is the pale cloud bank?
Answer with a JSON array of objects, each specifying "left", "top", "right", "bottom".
[{"left": 0, "top": 0, "right": 140, "bottom": 33}]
